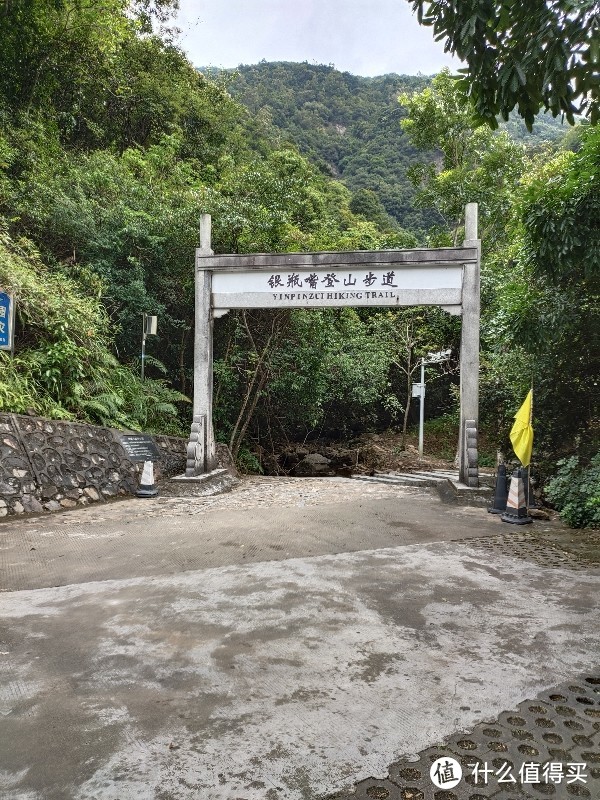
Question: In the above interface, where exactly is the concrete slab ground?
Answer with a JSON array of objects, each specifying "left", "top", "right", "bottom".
[
  {"left": 0, "top": 477, "right": 501, "bottom": 591},
  {"left": 0, "top": 477, "right": 598, "bottom": 800}
]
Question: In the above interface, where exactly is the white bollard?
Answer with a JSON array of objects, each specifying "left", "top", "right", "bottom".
[{"left": 136, "top": 460, "right": 158, "bottom": 498}]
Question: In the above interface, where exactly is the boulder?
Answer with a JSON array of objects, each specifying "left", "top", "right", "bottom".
[
  {"left": 59, "top": 498, "right": 78, "bottom": 508},
  {"left": 41, "top": 484, "right": 59, "bottom": 500},
  {"left": 529, "top": 507, "right": 552, "bottom": 521},
  {"left": 293, "top": 453, "right": 335, "bottom": 477},
  {"left": 21, "top": 495, "right": 44, "bottom": 513}
]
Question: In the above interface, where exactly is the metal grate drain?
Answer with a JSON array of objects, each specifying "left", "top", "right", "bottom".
[
  {"left": 323, "top": 675, "right": 600, "bottom": 800},
  {"left": 461, "top": 532, "right": 600, "bottom": 572}
]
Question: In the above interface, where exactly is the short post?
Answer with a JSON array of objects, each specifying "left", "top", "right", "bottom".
[{"left": 458, "top": 202, "right": 481, "bottom": 486}]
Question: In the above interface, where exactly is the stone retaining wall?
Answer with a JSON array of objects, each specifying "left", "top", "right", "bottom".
[{"left": 0, "top": 414, "right": 188, "bottom": 516}]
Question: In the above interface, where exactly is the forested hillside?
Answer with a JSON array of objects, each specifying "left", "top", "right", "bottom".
[
  {"left": 220, "top": 63, "right": 431, "bottom": 231},
  {"left": 0, "top": 0, "right": 416, "bottom": 440},
  {"left": 0, "top": 3, "right": 597, "bottom": 525},
  {"left": 223, "top": 61, "right": 568, "bottom": 233}
]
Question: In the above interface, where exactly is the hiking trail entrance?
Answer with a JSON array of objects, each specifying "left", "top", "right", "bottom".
[{"left": 184, "top": 203, "right": 481, "bottom": 486}]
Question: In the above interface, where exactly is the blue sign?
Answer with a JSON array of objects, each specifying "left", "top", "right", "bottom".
[{"left": 0, "top": 291, "right": 14, "bottom": 350}]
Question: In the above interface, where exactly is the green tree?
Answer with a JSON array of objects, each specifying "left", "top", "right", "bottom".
[
  {"left": 399, "top": 68, "right": 599, "bottom": 473},
  {"left": 371, "top": 308, "right": 459, "bottom": 446},
  {"left": 409, "top": 0, "right": 600, "bottom": 127},
  {"left": 213, "top": 307, "right": 417, "bottom": 466},
  {"left": 349, "top": 189, "right": 400, "bottom": 231},
  {"left": 520, "top": 127, "right": 600, "bottom": 283},
  {"left": 400, "top": 71, "right": 528, "bottom": 248},
  {"left": 0, "top": 0, "right": 130, "bottom": 115},
  {"left": 225, "top": 62, "right": 434, "bottom": 232},
  {"left": 482, "top": 127, "right": 599, "bottom": 467}
]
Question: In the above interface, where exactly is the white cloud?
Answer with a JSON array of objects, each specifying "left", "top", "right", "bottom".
[{"left": 175, "top": 0, "right": 460, "bottom": 76}]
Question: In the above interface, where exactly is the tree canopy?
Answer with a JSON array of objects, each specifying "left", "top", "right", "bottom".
[
  {"left": 409, "top": 0, "right": 600, "bottom": 128},
  {"left": 0, "top": 7, "right": 429, "bottom": 440},
  {"left": 399, "top": 79, "right": 598, "bottom": 477},
  {"left": 226, "top": 61, "right": 567, "bottom": 235},
  {"left": 399, "top": 70, "right": 527, "bottom": 249}
]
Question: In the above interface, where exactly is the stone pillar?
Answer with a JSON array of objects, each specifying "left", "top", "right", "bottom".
[
  {"left": 185, "top": 214, "right": 216, "bottom": 476},
  {"left": 458, "top": 203, "right": 481, "bottom": 486}
]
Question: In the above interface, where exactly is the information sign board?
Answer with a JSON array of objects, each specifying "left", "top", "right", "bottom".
[
  {"left": 118, "top": 434, "right": 161, "bottom": 462},
  {"left": 212, "top": 266, "right": 462, "bottom": 310},
  {"left": 0, "top": 291, "right": 14, "bottom": 351}
]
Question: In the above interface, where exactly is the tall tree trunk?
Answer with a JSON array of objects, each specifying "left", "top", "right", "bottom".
[
  {"left": 231, "top": 369, "right": 268, "bottom": 460},
  {"left": 229, "top": 310, "right": 276, "bottom": 458}
]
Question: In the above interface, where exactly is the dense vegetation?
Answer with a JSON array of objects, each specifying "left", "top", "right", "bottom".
[
  {"left": 0, "top": 1, "right": 418, "bottom": 440},
  {"left": 0, "top": 3, "right": 597, "bottom": 524},
  {"left": 224, "top": 62, "right": 567, "bottom": 234},
  {"left": 221, "top": 63, "right": 432, "bottom": 232}
]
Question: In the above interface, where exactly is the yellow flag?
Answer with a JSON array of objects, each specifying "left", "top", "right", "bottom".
[{"left": 510, "top": 389, "right": 534, "bottom": 467}]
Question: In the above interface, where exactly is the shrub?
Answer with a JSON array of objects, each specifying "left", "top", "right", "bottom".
[
  {"left": 0, "top": 221, "right": 188, "bottom": 433},
  {"left": 544, "top": 454, "right": 600, "bottom": 529}
]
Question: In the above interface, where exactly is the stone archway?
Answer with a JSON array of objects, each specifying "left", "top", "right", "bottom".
[{"left": 185, "top": 204, "right": 480, "bottom": 486}]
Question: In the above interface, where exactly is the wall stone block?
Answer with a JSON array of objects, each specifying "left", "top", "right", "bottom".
[{"left": 0, "top": 413, "right": 196, "bottom": 517}]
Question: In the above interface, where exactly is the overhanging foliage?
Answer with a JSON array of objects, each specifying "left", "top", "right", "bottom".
[{"left": 409, "top": 0, "right": 600, "bottom": 128}]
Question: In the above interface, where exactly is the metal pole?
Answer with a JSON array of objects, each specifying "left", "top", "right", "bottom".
[
  {"left": 141, "top": 313, "right": 146, "bottom": 381},
  {"left": 10, "top": 293, "right": 15, "bottom": 358},
  {"left": 418, "top": 358, "right": 425, "bottom": 457}
]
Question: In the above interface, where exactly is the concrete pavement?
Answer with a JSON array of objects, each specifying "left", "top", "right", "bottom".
[
  {"left": 0, "top": 477, "right": 598, "bottom": 800},
  {"left": 0, "top": 477, "right": 501, "bottom": 591}
]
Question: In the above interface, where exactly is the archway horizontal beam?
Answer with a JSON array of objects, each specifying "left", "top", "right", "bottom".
[{"left": 196, "top": 246, "right": 478, "bottom": 271}]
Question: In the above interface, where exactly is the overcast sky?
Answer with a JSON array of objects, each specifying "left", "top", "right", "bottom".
[{"left": 174, "top": 0, "right": 460, "bottom": 76}]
